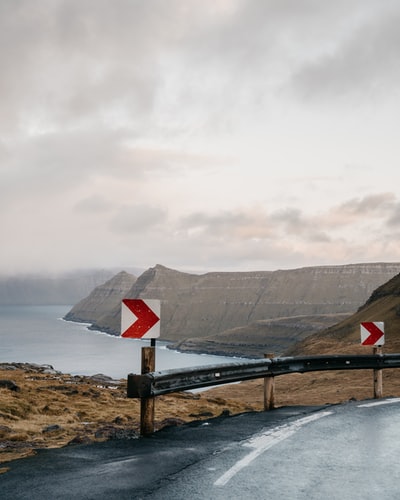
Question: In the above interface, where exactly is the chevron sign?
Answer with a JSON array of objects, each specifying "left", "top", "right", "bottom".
[
  {"left": 121, "top": 299, "right": 160, "bottom": 339},
  {"left": 360, "top": 321, "right": 385, "bottom": 346}
]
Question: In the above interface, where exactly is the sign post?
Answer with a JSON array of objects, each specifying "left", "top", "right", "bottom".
[
  {"left": 373, "top": 345, "right": 383, "bottom": 399},
  {"left": 264, "top": 353, "right": 275, "bottom": 411},
  {"left": 360, "top": 322, "right": 384, "bottom": 399},
  {"left": 140, "top": 345, "right": 156, "bottom": 435},
  {"left": 121, "top": 299, "right": 161, "bottom": 435}
]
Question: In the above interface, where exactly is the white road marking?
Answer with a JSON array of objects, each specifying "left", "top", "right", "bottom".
[
  {"left": 358, "top": 397, "right": 400, "bottom": 408},
  {"left": 214, "top": 411, "right": 333, "bottom": 487}
]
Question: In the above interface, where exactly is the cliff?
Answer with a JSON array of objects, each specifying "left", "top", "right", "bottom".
[
  {"left": 64, "top": 271, "right": 137, "bottom": 334},
  {"left": 171, "top": 313, "right": 351, "bottom": 358},
  {"left": 64, "top": 263, "right": 400, "bottom": 351}
]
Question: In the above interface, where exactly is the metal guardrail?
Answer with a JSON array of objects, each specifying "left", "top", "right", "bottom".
[{"left": 127, "top": 354, "right": 400, "bottom": 398}]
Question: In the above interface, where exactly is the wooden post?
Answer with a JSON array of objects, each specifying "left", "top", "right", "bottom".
[
  {"left": 373, "top": 346, "right": 383, "bottom": 399},
  {"left": 140, "top": 345, "right": 156, "bottom": 435},
  {"left": 264, "top": 353, "right": 275, "bottom": 410}
]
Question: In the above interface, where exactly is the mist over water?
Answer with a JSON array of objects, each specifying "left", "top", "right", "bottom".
[{"left": 0, "top": 305, "right": 237, "bottom": 379}]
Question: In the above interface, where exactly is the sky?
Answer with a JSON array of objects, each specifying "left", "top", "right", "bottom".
[{"left": 1, "top": 0, "right": 400, "bottom": 276}]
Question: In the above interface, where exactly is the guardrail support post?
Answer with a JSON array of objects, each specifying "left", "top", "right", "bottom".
[
  {"left": 264, "top": 353, "right": 275, "bottom": 410},
  {"left": 140, "top": 346, "right": 156, "bottom": 435},
  {"left": 373, "top": 346, "right": 383, "bottom": 399}
]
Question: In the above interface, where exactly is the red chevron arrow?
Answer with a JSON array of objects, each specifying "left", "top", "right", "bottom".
[
  {"left": 361, "top": 322, "right": 384, "bottom": 346},
  {"left": 121, "top": 299, "right": 160, "bottom": 339}
]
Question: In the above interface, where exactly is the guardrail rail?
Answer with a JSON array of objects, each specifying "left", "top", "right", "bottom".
[{"left": 127, "top": 353, "right": 400, "bottom": 435}]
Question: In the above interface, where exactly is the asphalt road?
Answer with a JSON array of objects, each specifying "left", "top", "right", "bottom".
[{"left": 2, "top": 399, "right": 400, "bottom": 499}]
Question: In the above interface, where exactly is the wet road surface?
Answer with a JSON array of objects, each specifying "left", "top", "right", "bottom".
[{"left": 2, "top": 399, "right": 400, "bottom": 499}]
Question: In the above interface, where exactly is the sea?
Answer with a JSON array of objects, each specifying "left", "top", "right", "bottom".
[{"left": 0, "top": 305, "right": 237, "bottom": 379}]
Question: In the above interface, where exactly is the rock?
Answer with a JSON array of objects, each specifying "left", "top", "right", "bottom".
[
  {"left": 0, "top": 380, "right": 20, "bottom": 392},
  {"left": 42, "top": 367, "right": 60, "bottom": 375},
  {"left": 89, "top": 374, "right": 119, "bottom": 385},
  {"left": 42, "top": 424, "right": 62, "bottom": 433},
  {"left": 0, "top": 425, "right": 12, "bottom": 436},
  {"left": 0, "top": 364, "right": 17, "bottom": 371},
  {"left": 189, "top": 411, "right": 214, "bottom": 418},
  {"left": 113, "top": 416, "right": 125, "bottom": 425},
  {"left": 94, "top": 425, "right": 138, "bottom": 440},
  {"left": 157, "top": 418, "right": 186, "bottom": 429},
  {"left": 68, "top": 435, "right": 93, "bottom": 446}
]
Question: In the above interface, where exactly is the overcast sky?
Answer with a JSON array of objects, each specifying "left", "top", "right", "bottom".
[{"left": 1, "top": 0, "right": 400, "bottom": 275}]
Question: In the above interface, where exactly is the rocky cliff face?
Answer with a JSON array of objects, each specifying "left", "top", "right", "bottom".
[
  {"left": 64, "top": 263, "right": 400, "bottom": 346},
  {"left": 171, "top": 313, "right": 352, "bottom": 358},
  {"left": 64, "top": 271, "right": 137, "bottom": 333}
]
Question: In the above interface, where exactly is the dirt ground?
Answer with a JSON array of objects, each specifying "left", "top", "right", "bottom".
[{"left": 1, "top": 362, "right": 400, "bottom": 471}]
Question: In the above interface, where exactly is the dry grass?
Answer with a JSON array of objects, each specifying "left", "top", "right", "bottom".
[
  {"left": 2, "top": 361, "right": 400, "bottom": 466},
  {"left": 0, "top": 364, "right": 254, "bottom": 465},
  {"left": 207, "top": 368, "right": 400, "bottom": 407}
]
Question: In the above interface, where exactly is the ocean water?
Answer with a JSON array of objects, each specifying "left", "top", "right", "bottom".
[{"left": 0, "top": 305, "right": 237, "bottom": 379}]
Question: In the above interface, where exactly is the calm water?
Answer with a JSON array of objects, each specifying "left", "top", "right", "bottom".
[{"left": 0, "top": 305, "right": 237, "bottom": 379}]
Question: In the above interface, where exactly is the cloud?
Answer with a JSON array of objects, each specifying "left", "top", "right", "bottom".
[
  {"left": 0, "top": 0, "right": 188, "bottom": 135},
  {"left": 178, "top": 206, "right": 328, "bottom": 247},
  {"left": 387, "top": 203, "right": 400, "bottom": 227},
  {"left": 321, "top": 193, "right": 397, "bottom": 228},
  {"left": 1, "top": 1, "right": 400, "bottom": 274},
  {"left": 73, "top": 194, "right": 114, "bottom": 214},
  {"left": 174, "top": 192, "right": 400, "bottom": 267},
  {"left": 0, "top": 130, "right": 127, "bottom": 211},
  {"left": 3, "top": 0, "right": 399, "bottom": 135},
  {"left": 270, "top": 208, "right": 331, "bottom": 243},
  {"left": 288, "top": 3, "right": 400, "bottom": 101},
  {"left": 179, "top": 209, "right": 273, "bottom": 240},
  {"left": 109, "top": 204, "right": 168, "bottom": 234}
]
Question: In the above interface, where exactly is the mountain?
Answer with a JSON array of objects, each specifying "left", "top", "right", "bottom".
[
  {"left": 285, "top": 271, "right": 400, "bottom": 356},
  {"left": 64, "top": 271, "right": 137, "bottom": 334},
  {"left": 64, "top": 263, "right": 400, "bottom": 352}
]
